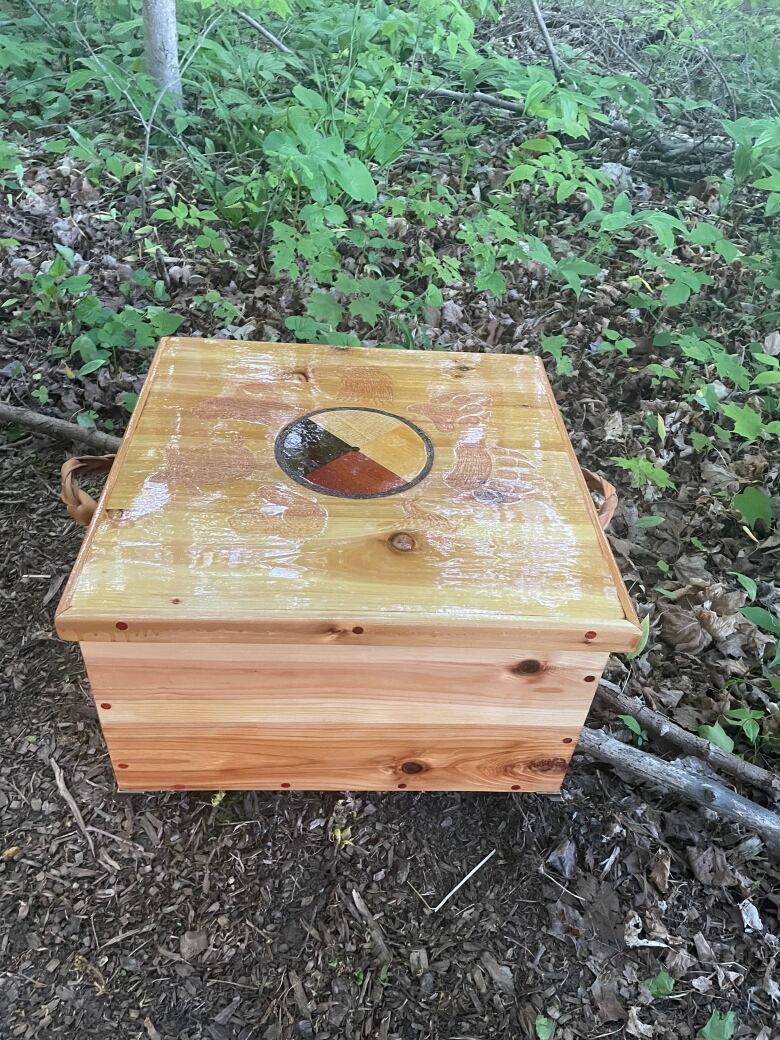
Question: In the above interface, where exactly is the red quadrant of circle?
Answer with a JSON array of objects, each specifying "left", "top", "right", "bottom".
[{"left": 305, "top": 451, "right": 406, "bottom": 495}]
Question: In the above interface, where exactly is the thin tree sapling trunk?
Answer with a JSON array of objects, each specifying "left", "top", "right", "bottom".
[{"left": 142, "top": 0, "right": 183, "bottom": 104}]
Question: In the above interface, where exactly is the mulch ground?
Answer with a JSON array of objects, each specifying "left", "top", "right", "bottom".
[{"left": 1, "top": 443, "right": 778, "bottom": 1040}]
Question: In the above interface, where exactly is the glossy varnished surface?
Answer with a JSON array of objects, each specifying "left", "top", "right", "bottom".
[
  {"left": 56, "top": 338, "right": 639, "bottom": 649},
  {"left": 83, "top": 642, "right": 607, "bottom": 792}
]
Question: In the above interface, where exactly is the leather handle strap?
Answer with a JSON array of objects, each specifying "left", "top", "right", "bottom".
[
  {"left": 61, "top": 455, "right": 116, "bottom": 527},
  {"left": 581, "top": 468, "right": 618, "bottom": 530}
]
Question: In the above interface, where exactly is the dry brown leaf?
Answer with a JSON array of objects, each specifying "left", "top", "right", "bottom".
[
  {"left": 649, "top": 853, "right": 671, "bottom": 893},
  {"left": 659, "top": 607, "right": 712, "bottom": 653},
  {"left": 696, "top": 607, "right": 740, "bottom": 641},
  {"left": 686, "top": 846, "right": 738, "bottom": 887}
]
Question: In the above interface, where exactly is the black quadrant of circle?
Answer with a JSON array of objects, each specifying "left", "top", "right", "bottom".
[
  {"left": 274, "top": 406, "right": 434, "bottom": 500},
  {"left": 277, "top": 417, "right": 357, "bottom": 478}
]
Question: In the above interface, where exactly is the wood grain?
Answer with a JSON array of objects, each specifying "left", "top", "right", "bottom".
[
  {"left": 82, "top": 641, "right": 606, "bottom": 792},
  {"left": 56, "top": 338, "right": 640, "bottom": 651},
  {"left": 103, "top": 728, "right": 579, "bottom": 793}
]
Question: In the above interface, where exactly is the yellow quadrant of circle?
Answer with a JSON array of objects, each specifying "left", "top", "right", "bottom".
[
  {"left": 312, "top": 409, "right": 401, "bottom": 446},
  {"left": 359, "top": 425, "right": 429, "bottom": 481}
]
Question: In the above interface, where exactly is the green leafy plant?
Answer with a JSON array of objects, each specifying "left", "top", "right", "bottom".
[
  {"left": 644, "top": 969, "right": 675, "bottom": 998},
  {"left": 740, "top": 607, "right": 780, "bottom": 668},
  {"left": 732, "top": 486, "right": 773, "bottom": 534},
  {"left": 698, "top": 1009, "right": 736, "bottom": 1040},
  {"left": 541, "top": 334, "right": 572, "bottom": 376},
  {"left": 611, "top": 456, "right": 675, "bottom": 490},
  {"left": 535, "top": 1015, "right": 555, "bottom": 1040},
  {"left": 619, "top": 714, "right": 648, "bottom": 747}
]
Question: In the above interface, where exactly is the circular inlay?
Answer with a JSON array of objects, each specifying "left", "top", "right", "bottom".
[{"left": 275, "top": 407, "right": 434, "bottom": 500}]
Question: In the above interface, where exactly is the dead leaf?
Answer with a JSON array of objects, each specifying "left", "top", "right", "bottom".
[
  {"left": 659, "top": 607, "right": 712, "bottom": 653},
  {"left": 674, "top": 554, "right": 713, "bottom": 585},
  {"left": 686, "top": 846, "right": 738, "bottom": 887},
  {"left": 480, "top": 951, "right": 515, "bottom": 995},
  {"left": 763, "top": 331, "right": 780, "bottom": 356},
  {"left": 649, "top": 853, "right": 671, "bottom": 893},
  {"left": 547, "top": 838, "right": 577, "bottom": 879},
  {"left": 739, "top": 899, "right": 764, "bottom": 933},
  {"left": 627, "top": 1007, "right": 654, "bottom": 1037},
  {"left": 625, "top": 911, "right": 669, "bottom": 948},
  {"left": 590, "top": 976, "right": 627, "bottom": 1022},
  {"left": 696, "top": 607, "right": 740, "bottom": 641},
  {"left": 604, "top": 411, "right": 624, "bottom": 440},
  {"left": 693, "top": 931, "right": 715, "bottom": 963}
]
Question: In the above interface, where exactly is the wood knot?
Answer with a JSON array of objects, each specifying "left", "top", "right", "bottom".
[
  {"left": 511, "top": 659, "right": 543, "bottom": 675},
  {"left": 529, "top": 757, "right": 567, "bottom": 773},
  {"left": 400, "top": 761, "right": 426, "bottom": 774},
  {"left": 389, "top": 531, "right": 416, "bottom": 552}
]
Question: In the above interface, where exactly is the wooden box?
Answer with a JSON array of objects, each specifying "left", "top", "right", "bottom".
[{"left": 56, "top": 338, "right": 640, "bottom": 793}]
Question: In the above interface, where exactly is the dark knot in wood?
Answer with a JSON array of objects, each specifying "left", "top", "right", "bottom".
[
  {"left": 389, "top": 531, "right": 416, "bottom": 552},
  {"left": 511, "top": 659, "right": 542, "bottom": 675},
  {"left": 400, "top": 761, "right": 426, "bottom": 774},
  {"left": 529, "top": 757, "right": 567, "bottom": 773}
]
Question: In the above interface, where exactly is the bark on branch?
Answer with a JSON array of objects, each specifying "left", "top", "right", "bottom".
[
  {"left": 406, "top": 86, "right": 730, "bottom": 161},
  {"left": 529, "top": 0, "right": 562, "bottom": 81},
  {"left": 597, "top": 680, "right": 780, "bottom": 803},
  {"left": 0, "top": 402, "right": 122, "bottom": 454},
  {"left": 579, "top": 727, "right": 780, "bottom": 854},
  {"left": 237, "top": 9, "right": 300, "bottom": 60}
]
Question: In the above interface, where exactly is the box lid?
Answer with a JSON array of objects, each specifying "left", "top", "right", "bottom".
[{"left": 56, "top": 338, "right": 640, "bottom": 651}]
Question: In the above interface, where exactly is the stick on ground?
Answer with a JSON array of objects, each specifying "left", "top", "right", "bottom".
[
  {"left": 50, "top": 757, "right": 96, "bottom": 857},
  {"left": 529, "top": 0, "right": 563, "bottom": 80},
  {"left": 0, "top": 402, "right": 122, "bottom": 454},
  {"left": 579, "top": 727, "right": 780, "bottom": 853},
  {"left": 597, "top": 679, "right": 780, "bottom": 803}
]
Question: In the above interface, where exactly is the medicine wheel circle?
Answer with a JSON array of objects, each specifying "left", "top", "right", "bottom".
[{"left": 275, "top": 406, "right": 434, "bottom": 499}]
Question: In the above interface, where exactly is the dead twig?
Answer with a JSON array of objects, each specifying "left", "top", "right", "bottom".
[
  {"left": 237, "top": 9, "right": 300, "bottom": 60},
  {"left": 578, "top": 728, "right": 780, "bottom": 854},
  {"left": 50, "top": 757, "right": 96, "bottom": 857},
  {"left": 597, "top": 679, "right": 780, "bottom": 803},
  {"left": 0, "top": 402, "right": 122, "bottom": 453},
  {"left": 403, "top": 86, "right": 731, "bottom": 162},
  {"left": 431, "top": 849, "right": 496, "bottom": 912},
  {"left": 405, "top": 85, "right": 525, "bottom": 114},
  {"left": 351, "top": 888, "right": 392, "bottom": 963},
  {"left": 529, "top": 0, "right": 562, "bottom": 81}
]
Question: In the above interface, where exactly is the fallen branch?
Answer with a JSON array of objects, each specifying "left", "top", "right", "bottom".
[
  {"left": 50, "top": 757, "right": 95, "bottom": 857},
  {"left": 405, "top": 86, "right": 731, "bottom": 161},
  {"left": 407, "top": 86, "right": 525, "bottom": 114},
  {"left": 0, "top": 402, "right": 122, "bottom": 454},
  {"left": 237, "top": 9, "right": 299, "bottom": 59},
  {"left": 579, "top": 727, "right": 780, "bottom": 853},
  {"left": 597, "top": 679, "right": 780, "bottom": 804},
  {"left": 529, "top": 0, "right": 563, "bottom": 81}
]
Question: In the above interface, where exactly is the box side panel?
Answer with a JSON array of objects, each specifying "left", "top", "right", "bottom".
[{"left": 82, "top": 642, "right": 609, "bottom": 793}]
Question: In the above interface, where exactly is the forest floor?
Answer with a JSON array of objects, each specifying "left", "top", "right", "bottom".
[{"left": 2, "top": 0, "right": 780, "bottom": 1037}]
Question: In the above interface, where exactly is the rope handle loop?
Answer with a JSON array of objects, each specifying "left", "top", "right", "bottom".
[
  {"left": 581, "top": 468, "right": 618, "bottom": 530},
  {"left": 61, "top": 455, "right": 116, "bottom": 527}
]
